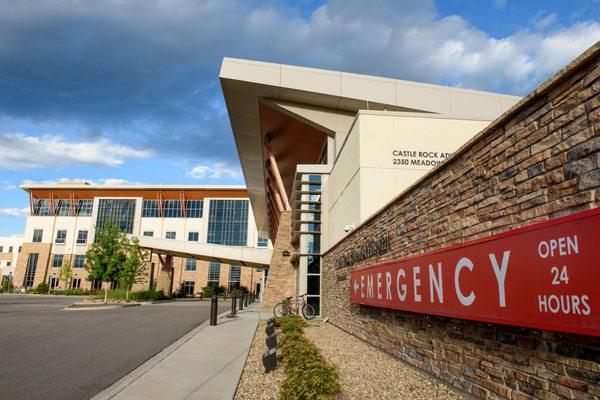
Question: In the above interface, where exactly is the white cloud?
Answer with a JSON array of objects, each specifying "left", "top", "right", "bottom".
[
  {"left": 187, "top": 162, "right": 242, "bottom": 181},
  {"left": 0, "top": 207, "right": 29, "bottom": 217},
  {"left": 493, "top": 0, "right": 507, "bottom": 10},
  {"left": 0, "top": 132, "right": 153, "bottom": 170},
  {"left": 22, "top": 177, "right": 144, "bottom": 186}
]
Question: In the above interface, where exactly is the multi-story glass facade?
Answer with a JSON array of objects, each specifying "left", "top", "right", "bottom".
[
  {"left": 96, "top": 199, "right": 136, "bottom": 233},
  {"left": 207, "top": 199, "right": 249, "bottom": 246},
  {"left": 24, "top": 253, "right": 38, "bottom": 287},
  {"left": 208, "top": 261, "right": 220, "bottom": 285}
]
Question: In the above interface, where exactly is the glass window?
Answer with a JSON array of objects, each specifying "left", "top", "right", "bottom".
[
  {"left": 52, "top": 254, "right": 63, "bottom": 268},
  {"left": 76, "top": 199, "right": 93, "bottom": 216},
  {"left": 185, "top": 200, "right": 203, "bottom": 218},
  {"left": 54, "top": 199, "right": 73, "bottom": 216},
  {"left": 307, "top": 234, "right": 321, "bottom": 254},
  {"left": 96, "top": 199, "right": 136, "bottom": 234},
  {"left": 257, "top": 237, "right": 269, "bottom": 248},
  {"left": 307, "top": 256, "right": 320, "bottom": 274},
  {"left": 162, "top": 200, "right": 181, "bottom": 218},
  {"left": 142, "top": 200, "right": 159, "bottom": 218},
  {"left": 24, "top": 253, "right": 39, "bottom": 287},
  {"left": 306, "top": 296, "right": 320, "bottom": 316},
  {"left": 188, "top": 232, "right": 199, "bottom": 242},
  {"left": 8, "top": 246, "right": 13, "bottom": 253},
  {"left": 6, "top": 261, "right": 11, "bottom": 267},
  {"left": 32, "top": 229, "right": 43, "bottom": 243},
  {"left": 208, "top": 261, "right": 220, "bottom": 284},
  {"left": 165, "top": 231, "right": 176, "bottom": 239},
  {"left": 185, "top": 258, "right": 197, "bottom": 272},
  {"left": 182, "top": 281, "right": 195, "bottom": 296},
  {"left": 33, "top": 199, "right": 52, "bottom": 216},
  {"left": 48, "top": 275, "right": 59, "bottom": 289},
  {"left": 91, "top": 278, "right": 102, "bottom": 290},
  {"left": 76, "top": 230, "right": 88, "bottom": 245},
  {"left": 229, "top": 266, "right": 241, "bottom": 283},
  {"left": 55, "top": 230, "right": 67, "bottom": 244},
  {"left": 71, "top": 278, "right": 81, "bottom": 289},
  {"left": 0, "top": 246, "right": 3, "bottom": 252},
  {"left": 207, "top": 200, "right": 249, "bottom": 246},
  {"left": 228, "top": 265, "right": 241, "bottom": 291},
  {"left": 143, "top": 231, "right": 154, "bottom": 237},
  {"left": 74, "top": 255, "right": 85, "bottom": 268},
  {"left": 307, "top": 275, "right": 320, "bottom": 295}
]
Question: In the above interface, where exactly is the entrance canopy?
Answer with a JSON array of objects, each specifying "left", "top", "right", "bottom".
[
  {"left": 136, "top": 236, "right": 271, "bottom": 269},
  {"left": 220, "top": 57, "right": 521, "bottom": 239}
]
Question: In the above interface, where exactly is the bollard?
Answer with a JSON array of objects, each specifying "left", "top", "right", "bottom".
[
  {"left": 266, "top": 332, "right": 277, "bottom": 349},
  {"left": 239, "top": 294, "right": 244, "bottom": 311},
  {"left": 262, "top": 348, "right": 277, "bottom": 372},
  {"left": 200, "top": 292, "right": 203, "bottom": 301},
  {"left": 210, "top": 294, "right": 218, "bottom": 326},
  {"left": 244, "top": 294, "right": 249, "bottom": 307},
  {"left": 230, "top": 296, "right": 237, "bottom": 317}
]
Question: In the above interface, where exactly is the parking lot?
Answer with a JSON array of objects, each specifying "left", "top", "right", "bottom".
[{"left": 0, "top": 295, "right": 229, "bottom": 400}]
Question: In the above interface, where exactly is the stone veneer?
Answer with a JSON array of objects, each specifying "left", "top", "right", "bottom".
[
  {"left": 322, "top": 42, "right": 600, "bottom": 400},
  {"left": 261, "top": 210, "right": 296, "bottom": 311}
]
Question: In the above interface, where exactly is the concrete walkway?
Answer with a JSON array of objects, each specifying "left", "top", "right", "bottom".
[{"left": 92, "top": 305, "right": 259, "bottom": 400}]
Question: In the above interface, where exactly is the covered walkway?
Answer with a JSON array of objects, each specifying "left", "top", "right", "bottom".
[{"left": 135, "top": 236, "right": 272, "bottom": 269}]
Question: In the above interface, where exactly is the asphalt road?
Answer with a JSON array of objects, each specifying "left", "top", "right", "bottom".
[{"left": 0, "top": 295, "right": 230, "bottom": 400}]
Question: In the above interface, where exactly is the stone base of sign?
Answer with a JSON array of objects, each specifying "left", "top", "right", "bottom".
[
  {"left": 261, "top": 211, "right": 296, "bottom": 312},
  {"left": 323, "top": 43, "right": 600, "bottom": 399}
]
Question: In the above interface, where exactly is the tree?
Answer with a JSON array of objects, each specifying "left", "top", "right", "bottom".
[
  {"left": 85, "top": 224, "right": 127, "bottom": 303},
  {"left": 119, "top": 237, "right": 148, "bottom": 301},
  {"left": 57, "top": 262, "right": 73, "bottom": 289}
]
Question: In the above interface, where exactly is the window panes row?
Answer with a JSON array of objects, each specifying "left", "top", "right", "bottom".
[
  {"left": 33, "top": 199, "right": 93, "bottom": 216},
  {"left": 142, "top": 200, "right": 203, "bottom": 218}
]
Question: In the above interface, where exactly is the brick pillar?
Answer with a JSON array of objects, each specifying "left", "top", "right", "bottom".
[
  {"left": 261, "top": 210, "right": 296, "bottom": 312},
  {"left": 156, "top": 255, "right": 174, "bottom": 295}
]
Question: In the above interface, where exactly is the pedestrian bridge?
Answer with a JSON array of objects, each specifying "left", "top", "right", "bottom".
[{"left": 134, "top": 236, "right": 272, "bottom": 269}]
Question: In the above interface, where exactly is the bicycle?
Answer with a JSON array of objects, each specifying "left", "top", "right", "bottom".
[{"left": 273, "top": 293, "right": 316, "bottom": 320}]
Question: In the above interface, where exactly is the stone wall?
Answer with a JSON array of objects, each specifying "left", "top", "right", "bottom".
[
  {"left": 322, "top": 43, "right": 600, "bottom": 399},
  {"left": 261, "top": 211, "right": 296, "bottom": 311}
]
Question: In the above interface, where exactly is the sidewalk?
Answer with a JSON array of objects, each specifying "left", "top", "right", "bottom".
[{"left": 92, "top": 305, "right": 259, "bottom": 400}]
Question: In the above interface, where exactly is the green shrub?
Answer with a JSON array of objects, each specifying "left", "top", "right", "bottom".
[
  {"left": 278, "top": 315, "right": 308, "bottom": 335},
  {"left": 279, "top": 328, "right": 341, "bottom": 400},
  {"left": 97, "top": 288, "right": 169, "bottom": 301},
  {"left": 49, "top": 289, "right": 88, "bottom": 296},
  {"left": 29, "top": 282, "right": 49, "bottom": 294},
  {"left": 202, "top": 285, "right": 215, "bottom": 298},
  {"left": 129, "top": 289, "right": 168, "bottom": 301}
]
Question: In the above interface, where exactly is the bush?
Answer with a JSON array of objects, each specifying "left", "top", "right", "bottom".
[
  {"left": 278, "top": 315, "right": 308, "bottom": 334},
  {"left": 279, "top": 326, "right": 341, "bottom": 400},
  {"left": 129, "top": 289, "right": 168, "bottom": 301},
  {"left": 202, "top": 285, "right": 215, "bottom": 298},
  {"left": 49, "top": 289, "right": 88, "bottom": 296},
  {"left": 28, "top": 282, "right": 49, "bottom": 294},
  {"left": 98, "top": 288, "right": 169, "bottom": 301}
]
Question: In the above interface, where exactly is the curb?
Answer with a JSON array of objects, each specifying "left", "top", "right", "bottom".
[{"left": 90, "top": 307, "right": 234, "bottom": 400}]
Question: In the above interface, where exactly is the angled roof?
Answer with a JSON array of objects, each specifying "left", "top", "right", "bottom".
[{"left": 220, "top": 57, "right": 521, "bottom": 234}]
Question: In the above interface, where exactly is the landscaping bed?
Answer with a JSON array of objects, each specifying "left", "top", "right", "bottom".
[{"left": 236, "top": 319, "right": 463, "bottom": 400}]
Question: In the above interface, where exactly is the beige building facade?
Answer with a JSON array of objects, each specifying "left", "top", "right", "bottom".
[{"left": 12, "top": 183, "right": 270, "bottom": 295}]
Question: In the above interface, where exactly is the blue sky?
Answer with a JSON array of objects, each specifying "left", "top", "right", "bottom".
[{"left": 1, "top": 0, "right": 599, "bottom": 236}]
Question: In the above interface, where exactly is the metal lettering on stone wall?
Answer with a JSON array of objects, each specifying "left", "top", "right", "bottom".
[
  {"left": 349, "top": 208, "right": 600, "bottom": 337},
  {"left": 335, "top": 231, "right": 390, "bottom": 269}
]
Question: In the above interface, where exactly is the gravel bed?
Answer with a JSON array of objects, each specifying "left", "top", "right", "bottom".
[
  {"left": 304, "top": 322, "right": 464, "bottom": 400},
  {"left": 235, "top": 320, "right": 285, "bottom": 400},
  {"left": 235, "top": 320, "right": 463, "bottom": 400}
]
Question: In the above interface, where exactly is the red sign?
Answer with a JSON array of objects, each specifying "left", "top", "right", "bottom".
[{"left": 350, "top": 208, "right": 600, "bottom": 336}]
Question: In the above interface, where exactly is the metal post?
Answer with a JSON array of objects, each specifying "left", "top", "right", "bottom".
[
  {"left": 231, "top": 296, "right": 237, "bottom": 317},
  {"left": 239, "top": 293, "right": 244, "bottom": 311},
  {"left": 244, "top": 293, "right": 249, "bottom": 307},
  {"left": 210, "top": 294, "right": 218, "bottom": 326}
]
